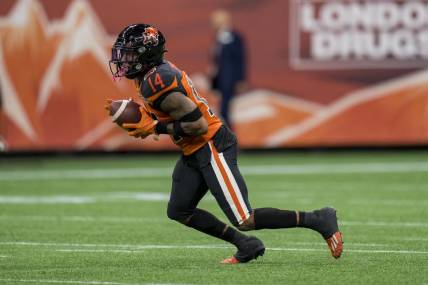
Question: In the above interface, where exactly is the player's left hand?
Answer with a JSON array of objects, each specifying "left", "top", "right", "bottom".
[
  {"left": 123, "top": 107, "right": 158, "bottom": 139},
  {"left": 104, "top": 99, "right": 113, "bottom": 115}
]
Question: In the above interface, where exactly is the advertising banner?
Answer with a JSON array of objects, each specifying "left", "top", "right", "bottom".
[{"left": 0, "top": 0, "right": 427, "bottom": 151}]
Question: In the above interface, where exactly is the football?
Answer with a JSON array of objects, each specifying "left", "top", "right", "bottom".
[{"left": 108, "top": 99, "right": 142, "bottom": 129}]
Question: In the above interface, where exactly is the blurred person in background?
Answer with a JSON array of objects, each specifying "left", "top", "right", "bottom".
[{"left": 209, "top": 9, "right": 247, "bottom": 130}]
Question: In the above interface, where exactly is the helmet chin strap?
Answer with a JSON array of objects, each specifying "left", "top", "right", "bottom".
[
  {"left": 124, "top": 62, "right": 143, "bottom": 79},
  {"left": 124, "top": 57, "right": 160, "bottom": 79},
  {"left": 125, "top": 72, "right": 140, "bottom": 80}
]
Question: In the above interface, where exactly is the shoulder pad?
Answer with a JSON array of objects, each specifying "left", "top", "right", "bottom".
[{"left": 141, "top": 67, "right": 180, "bottom": 105}]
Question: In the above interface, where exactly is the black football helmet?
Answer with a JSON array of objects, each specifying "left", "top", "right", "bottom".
[{"left": 109, "top": 24, "right": 166, "bottom": 79}]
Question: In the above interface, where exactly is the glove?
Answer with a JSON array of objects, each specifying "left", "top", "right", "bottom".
[
  {"left": 123, "top": 107, "right": 158, "bottom": 139},
  {"left": 104, "top": 99, "right": 113, "bottom": 115}
]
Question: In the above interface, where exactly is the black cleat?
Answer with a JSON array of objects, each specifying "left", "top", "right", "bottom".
[
  {"left": 221, "top": 236, "right": 265, "bottom": 264},
  {"left": 310, "top": 207, "right": 339, "bottom": 238},
  {"left": 310, "top": 207, "right": 343, "bottom": 259}
]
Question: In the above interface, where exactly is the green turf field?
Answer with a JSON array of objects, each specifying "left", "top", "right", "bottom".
[{"left": 0, "top": 151, "right": 427, "bottom": 285}]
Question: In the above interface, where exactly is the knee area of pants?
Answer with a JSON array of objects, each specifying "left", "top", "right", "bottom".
[
  {"left": 166, "top": 206, "right": 181, "bottom": 220},
  {"left": 166, "top": 206, "right": 191, "bottom": 223}
]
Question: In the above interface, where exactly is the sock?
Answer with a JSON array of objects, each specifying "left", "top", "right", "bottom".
[
  {"left": 298, "top": 211, "right": 318, "bottom": 230},
  {"left": 186, "top": 208, "right": 247, "bottom": 246},
  {"left": 253, "top": 207, "right": 297, "bottom": 230},
  {"left": 222, "top": 225, "right": 248, "bottom": 247}
]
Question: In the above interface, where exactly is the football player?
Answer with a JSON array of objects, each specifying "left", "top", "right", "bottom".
[{"left": 108, "top": 23, "right": 343, "bottom": 264}]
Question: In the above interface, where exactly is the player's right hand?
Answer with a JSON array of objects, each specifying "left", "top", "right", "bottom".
[
  {"left": 123, "top": 107, "right": 158, "bottom": 138},
  {"left": 104, "top": 99, "right": 113, "bottom": 116}
]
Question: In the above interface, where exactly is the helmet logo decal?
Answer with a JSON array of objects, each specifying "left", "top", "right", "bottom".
[{"left": 142, "top": 27, "right": 159, "bottom": 46}]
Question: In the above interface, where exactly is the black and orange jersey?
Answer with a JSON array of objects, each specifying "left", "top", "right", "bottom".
[{"left": 138, "top": 60, "right": 222, "bottom": 155}]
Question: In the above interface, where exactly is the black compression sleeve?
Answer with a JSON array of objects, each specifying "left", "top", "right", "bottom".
[
  {"left": 180, "top": 107, "right": 202, "bottom": 122},
  {"left": 186, "top": 208, "right": 247, "bottom": 246},
  {"left": 253, "top": 208, "right": 297, "bottom": 229},
  {"left": 155, "top": 108, "right": 202, "bottom": 136}
]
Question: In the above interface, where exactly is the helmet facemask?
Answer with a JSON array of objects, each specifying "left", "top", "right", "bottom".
[{"left": 109, "top": 45, "right": 147, "bottom": 79}]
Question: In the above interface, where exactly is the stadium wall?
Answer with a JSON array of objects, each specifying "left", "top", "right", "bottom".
[{"left": 1, "top": 0, "right": 427, "bottom": 152}]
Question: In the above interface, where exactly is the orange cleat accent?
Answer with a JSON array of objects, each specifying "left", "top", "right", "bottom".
[
  {"left": 220, "top": 236, "right": 265, "bottom": 264},
  {"left": 326, "top": 231, "right": 343, "bottom": 259},
  {"left": 221, "top": 256, "right": 240, "bottom": 264}
]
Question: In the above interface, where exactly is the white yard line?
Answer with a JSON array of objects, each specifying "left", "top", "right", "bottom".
[
  {"left": 0, "top": 196, "right": 96, "bottom": 204},
  {"left": 0, "top": 279, "right": 188, "bottom": 285},
  {"left": 0, "top": 168, "right": 170, "bottom": 181},
  {"left": 0, "top": 279, "right": 139, "bottom": 285},
  {"left": 1, "top": 241, "right": 426, "bottom": 255},
  {"left": 0, "top": 195, "right": 424, "bottom": 206},
  {"left": 267, "top": 247, "right": 428, "bottom": 255},
  {"left": 241, "top": 162, "right": 428, "bottom": 175},
  {"left": 1, "top": 215, "right": 427, "bottom": 228},
  {"left": 341, "top": 221, "right": 428, "bottom": 228},
  {"left": 55, "top": 247, "right": 428, "bottom": 255},
  {"left": 280, "top": 241, "right": 388, "bottom": 247},
  {"left": 1, "top": 161, "right": 428, "bottom": 181},
  {"left": 0, "top": 241, "right": 229, "bottom": 249},
  {"left": 0, "top": 215, "right": 159, "bottom": 223},
  {"left": 0, "top": 192, "right": 172, "bottom": 204}
]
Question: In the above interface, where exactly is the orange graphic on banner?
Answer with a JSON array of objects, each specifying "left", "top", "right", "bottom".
[{"left": 0, "top": 0, "right": 427, "bottom": 151}]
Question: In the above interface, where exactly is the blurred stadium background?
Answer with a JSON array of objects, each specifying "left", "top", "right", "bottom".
[
  {"left": 0, "top": 0, "right": 427, "bottom": 284},
  {"left": 1, "top": 0, "right": 428, "bottom": 151}
]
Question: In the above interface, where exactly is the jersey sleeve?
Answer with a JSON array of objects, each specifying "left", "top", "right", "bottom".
[{"left": 141, "top": 69, "right": 183, "bottom": 109}]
